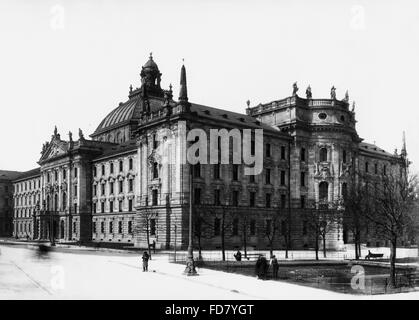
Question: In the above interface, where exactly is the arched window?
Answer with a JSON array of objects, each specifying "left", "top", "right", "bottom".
[
  {"left": 319, "top": 181, "right": 328, "bottom": 202},
  {"left": 320, "top": 148, "right": 328, "bottom": 162}
]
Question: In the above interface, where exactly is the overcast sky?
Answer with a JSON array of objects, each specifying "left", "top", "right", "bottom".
[{"left": 0, "top": 0, "right": 418, "bottom": 173}]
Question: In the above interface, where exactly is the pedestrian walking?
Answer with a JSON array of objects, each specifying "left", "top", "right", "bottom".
[
  {"left": 270, "top": 255, "right": 279, "bottom": 279},
  {"left": 255, "top": 255, "right": 268, "bottom": 280},
  {"left": 142, "top": 251, "right": 150, "bottom": 272},
  {"left": 234, "top": 250, "right": 242, "bottom": 261}
]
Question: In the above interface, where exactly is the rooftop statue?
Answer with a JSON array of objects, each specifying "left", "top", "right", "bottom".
[
  {"left": 292, "top": 82, "right": 299, "bottom": 96},
  {"left": 330, "top": 86, "right": 336, "bottom": 100},
  {"left": 351, "top": 101, "right": 356, "bottom": 112},
  {"left": 79, "top": 128, "right": 85, "bottom": 140},
  {"left": 305, "top": 85, "right": 312, "bottom": 99},
  {"left": 69, "top": 131, "right": 73, "bottom": 142}
]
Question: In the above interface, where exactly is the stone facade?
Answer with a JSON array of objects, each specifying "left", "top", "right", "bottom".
[
  {"left": 5, "top": 55, "right": 408, "bottom": 251},
  {"left": 0, "top": 170, "right": 21, "bottom": 237}
]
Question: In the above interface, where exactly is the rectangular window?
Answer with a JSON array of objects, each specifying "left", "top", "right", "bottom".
[
  {"left": 152, "top": 190, "right": 158, "bottom": 206},
  {"left": 102, "top": 165, "right": 105, "bottom": 176},
  {"left": 214, "top": 218, "right": 221, "bottom": 236},
  {"left": 249, "top": 174, "right": 255, "bottom": 183},
  {"left": 101, "top": 221, "right": 105, "bottom": 233},
  {"left": 119, "top": 200, "right": 123, "bottom": 212},
  {"left": 63, "top": 169, "right": 66, "bottom": 180},
  {"left": 213, "top": 164, "right": 220, "bottom": 179},
  {"left": 129, "top": 158, "right": 133, "bottom": 170},
  {"left": 281, "top": 220, "right": 286, "bottom": 235},
  {"left": 232, "top": 218, "right": 239, "bottom": 236},
  {"left": 365, "top": 162, "right": 369, "bottom": 173},
  {"left": 118, "top": 221, "right": 122, "bottom": 234},
  {"left": 128, "top": 221, "right": 133, "bottom": 234},
  {"left": 232, "top": 164, "right": 239, "bottom": 181},
  {"left": 300, "top": 172, "right": 306, "bottom": 187},
  {"left": 301, "top": 195, "right": 306, "bottom": 209},
  {"left": 74, "top": 185, "right": 78, "bottom": 197},
  {"left": 128, "top": 199, "right": 133, "bottom": 212},
  {"left": 110, "top": 182, "right": 114, "bottom": 194},
  {"left": 301, "top": 148, "right": 306, "bottom": 162},
  {"left": 129, "top": 179, "right": 133, "bottom": 192},
  {"left": 251, "top": 140, "right": 255, "bottom": 155},
  {"left": 93, "top": 203, "right": 96, "bottom": 213},
  {"left": 153, "top": 134, "right": 158, "bottom": 150},
  {"left": 281, "top": 194, "right": 286, "bottom": 209},
  {"left": 109, "top": 201, "right": 113, "bottom": 213},
  {"left": 74, "top": 168, "right": 78, "bottom": 178},
  {"left": 73, "top": 221, "right": 77, "bottom": 235},
  {"left": 265, "top": 143, "right": 271, "bottom": 158},
  {"left": 119, "top": 181, "right": 123, "bottom": 193},
  {"left": 119, "top": 161, "right": 123, "bottom": 172},
  {"left": 249, "top": 192, "right": 256, "bottom": 207},
  {"left": 342, "top": 150, "right": 347, "bottom": 163},
  {"left": 109, "top": 221, "right": 113, "bottom": 234},
  {"left": 150, "top": 219, "right": 156, "bottom": 236},
  {"left": 93, "top": 185, "right": 97, "bottom": 196},
  {"left": 193, "top": 164, "right": 201, "bottom": 178},
  {"left": 101, "top": 184, "right": 105, "bottom": 196},
  {"left": 281, "top": 146, "right": 286, "bottom": 160},
  {"left": 101, "top": 202, "right": 105, "bottom": 213},
  {"left": 153, "top": 162, "right": 159, "bottom": 179},
  {"left": 232, "top": 190, "right": 239, "bottom": 207},
  {"left": 250, "top": 219, "right": 256, "bottom": 236},
  {"left": 92, "top": 221, "right": 97, "bottom": 234},
  {"left": 374, "top": 163, "right": 378, "bottom": 174},
  {"left": 110, "top": 163, "right": 114, "bottom": 174},
  {"left": 265, "top": 168, "right": 271, "bottom": 184},
  {"left": 74, "top": 204, "right": 77, "bottom": 214},
  {"left": 266, "top": 193, "right": 271, "bottom": 208},
  {"left": 93, "top": 166, "right": 97, "bottom": 177},
  {"left": 265, "top": 219, "right": 272, "bottom": 235},
  {"left": 280, "top": 170, "right": 286, "bottom": 186},
  {"left": 194, "top": 188, "right": 201, "bottom": 205},
  {"left": 214, "top": 189, "right": 221, "bottom": 205}
]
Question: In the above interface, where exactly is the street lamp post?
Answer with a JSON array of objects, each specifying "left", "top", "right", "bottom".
[{"left": 184, "top": 164, "right": 197, "bottom": 276}]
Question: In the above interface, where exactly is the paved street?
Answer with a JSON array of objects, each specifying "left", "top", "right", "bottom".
[{"left": 0, "top": 244, "right": 418, "bottom": 300}]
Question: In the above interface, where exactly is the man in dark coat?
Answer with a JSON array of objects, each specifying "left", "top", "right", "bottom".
[
  {"left": 142, "top": 251, "right": 150, "bottom": 272},
  {"left": 255, "top": 255, "right": 268, "bottom": 279},
  {"left": 270, "top": 255, "right": 279, "bottom": 279}
]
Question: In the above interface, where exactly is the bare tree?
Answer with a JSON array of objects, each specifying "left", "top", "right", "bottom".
[
  {"left": 342, "top": 172, "right": 368, "bottom": 260},
  {"left": 138, "top": 206, "right": 158, "bottom": 260},
  {"left": 364, "top": 170, "right": 418, "bottom": 287},
  {"left": 199, "top": 205, "right": 233, "bottom": 261},
  {"left": 305, "top": 200, "right": 339, "bottom": 260},
  {"left": 262, "top": 207, "right": 286, "bottom": 258}
]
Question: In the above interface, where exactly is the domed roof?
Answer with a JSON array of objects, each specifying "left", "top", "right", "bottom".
[
  {"left": 143, "top": 53, "right": 159, "bottom": 70},
  {"left": 91, "top": 94, "right": 165, "bottom": 137}
]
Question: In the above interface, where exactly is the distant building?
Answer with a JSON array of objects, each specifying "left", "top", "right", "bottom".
[
  {"left": 5, "top": 54, "right": 408, "bottom": 250},
  {"left": 0, "top": 170, "right": 21, "bottom": 237}
]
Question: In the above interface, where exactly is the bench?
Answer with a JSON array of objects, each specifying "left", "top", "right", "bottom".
[
  {"left": 365, "top": 252, "right": 384, "bottom": 260},
  {"left": 243, "top": 253, "right": 265, "bottom": 261}
]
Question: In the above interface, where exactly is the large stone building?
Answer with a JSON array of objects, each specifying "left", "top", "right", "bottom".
[
  {"left": 4, "top": 54, "right": 409, "bottom": 250},
  {"left": 0, "top": 170, "right": 21, "bottom": 237}
]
